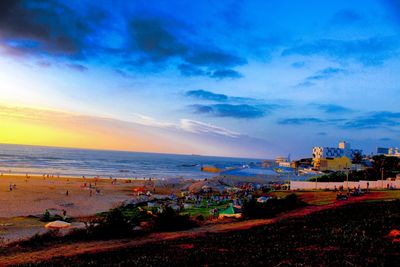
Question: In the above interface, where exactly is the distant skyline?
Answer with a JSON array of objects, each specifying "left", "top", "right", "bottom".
[{"left": 0, "top": 0, "right": 399, "bottom": 158}]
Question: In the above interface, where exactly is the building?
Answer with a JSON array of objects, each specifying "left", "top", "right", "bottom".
[
  {"left": 316, "top": 156, "right": 352, "bottom": 172},
  {"left": 376, "top": 147, "right": 400, "bottom": 157},
  {"left": 313, "top": 141, "right": 362, "bottom": 161},
  {"left": 312, "top": 141, "right": 362, "bottom": 170},
  {"left": 377, "top": 147, "right": 389, "bottom": 155}
]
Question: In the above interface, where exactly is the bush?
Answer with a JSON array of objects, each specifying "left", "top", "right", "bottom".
[
  {"left": 154, "top": 207, "right": 198, "bottom": 232},
  {"left": 17, "top": 230, "right": 60, "bottom": 248},
  {"left": 242, "top": 194, "right": 305, "bottom": 219},
  {"left": 93, "top": 208, "right": 133, "bottom": 238}
]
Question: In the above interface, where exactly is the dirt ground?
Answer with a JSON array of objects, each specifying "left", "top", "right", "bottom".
[{"left": 1, "top": 190, "right": 399, "bottom": 266}]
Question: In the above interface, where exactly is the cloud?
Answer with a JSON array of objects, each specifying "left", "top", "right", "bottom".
[
  {"left": 178, "top": 65, "right": 243, "bottom": 79},
  {"left": 278, "top": 117, "right": 324, "bottom": 125},
  {"left": 291, "top": 61, "right": 305, "bottom": 68},
  {"left": 133, "top": 114, "right": 242, "bottom": 138},
  {"left": 382, "top": 0, "right": 400, "bottom": 26},
  {"left": 125, "top": 16, "right": 246, "bottom": 78},
  {"left": 317, "top": 132, "right": 327, "bottom": 136},
  {"left": 331, "top": 9, "right": 362, "bottom": 25},
  {"left": 296, "top": 81, "right": 315, "bottom": 87},
  {"left": 180, "top": 119, "right": 241, "bottom": 138},
  {"left": 133, "top": 114, "right": 177, "bottom": 129},
  {"left": 210, "top": 69, "right": 243, "bottom": 79},
  {"left": 282, "top": 36, "right": 400, "bottom": 65},
  {"left": 184, "top": 48, "right": 246, "bottom": 68},
  {"left": 0, "top": 0, "right": 101, "bottom": 57},
  {"left": 190, "top": 104, "right": 268, "bottom": 119},
  {"left": 65, "top": 63, "right": 88, "bottom": 72},
  {"left": 313, "top": 104, "right": 352, "bottom": 114},
  {"left": 296, "top": 67, "right": 347, "bottom": 87},
  {"left": 306, "top": 67, "right": 347, "bottom": 81},
  {"left": 127, "top": 17, "right": 188, "bottom": 63},
  {"left": 185, "top": 90, "right": 228, "bottom": 102},
  {"left": 379, "top": 137, "right": 392, "bottom": 141},
  {"left": 344, "top": 111, "right": 400, "bottom": 129},
  {"left": 177, "top": 64, "right": 207, "bottom": 77},
  {"left": 0, "top": 1, "right": 246, "bottom": 79},
  {"left": 184, "top": 89, "right": 268, "bottom": 105}
]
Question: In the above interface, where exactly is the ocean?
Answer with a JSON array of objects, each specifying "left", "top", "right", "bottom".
[{"left": 0, "top": 144, "right": 264, "bottom": 179}]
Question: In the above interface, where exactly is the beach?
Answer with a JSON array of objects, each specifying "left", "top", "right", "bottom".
[
  {"left": 0, "top": 174, "right": 190, "bottom": 242},
  {"left": 0, "top": 174, "right": 139, "bottom": 218}
]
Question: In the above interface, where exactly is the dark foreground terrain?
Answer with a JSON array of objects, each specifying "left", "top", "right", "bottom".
[{"left": 18, "top": 200, "right": 400, "bottom": 267}]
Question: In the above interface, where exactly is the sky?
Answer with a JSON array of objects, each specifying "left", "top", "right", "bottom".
[{"left": 0, "top": 0, "right": 399, "bottom": 159}]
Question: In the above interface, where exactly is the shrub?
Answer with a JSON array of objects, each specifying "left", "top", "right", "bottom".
[
  {"left": 94, "top": 208, "right": 133, "bottom": 238},
  {"left": 242, "top": 194, "right": 305, "bottom": 219},
  {"left": 154, "top": 207, "right": 198, "bottom": 232}
]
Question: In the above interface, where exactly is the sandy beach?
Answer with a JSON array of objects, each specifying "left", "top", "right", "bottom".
[
  {"left": 0, "top": 174, "right": 142, "bottom": 218},
  {"left": 0, "top": 174, "right": 185, "bottom": 242}
]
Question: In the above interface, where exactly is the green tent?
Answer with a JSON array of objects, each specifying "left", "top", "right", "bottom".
[
  {"left": 220, "top": 205, "right": 236, "bottom": 215},
  {"left": 218, "top": 205, "right": 242, "bottom": 219}
]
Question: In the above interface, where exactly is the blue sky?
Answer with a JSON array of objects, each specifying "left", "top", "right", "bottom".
[{"left": 0, "top": 0, "right": 399, "bottom": 158}]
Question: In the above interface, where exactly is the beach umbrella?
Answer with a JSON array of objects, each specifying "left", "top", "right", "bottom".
[
  {"left": 257, "top": 196, "right": 269, "bottom": 203},
  {"left": 45, "top": 220, "right": 71, "bottom": 229}
]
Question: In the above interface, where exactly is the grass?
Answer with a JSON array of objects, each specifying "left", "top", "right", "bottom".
[
  {"left": 180, "top": 201, "right": 231, "bottom": 217},
  {"left": 28, "top": 200, "right": 400, "bottom": 266}
]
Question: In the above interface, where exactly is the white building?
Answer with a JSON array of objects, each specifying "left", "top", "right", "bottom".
[
  {"left": 376, "top": 147, "right": 400, "bottom": 157},
  {"left": 312, "top": 141, "right": 362, "bottom": 161}
]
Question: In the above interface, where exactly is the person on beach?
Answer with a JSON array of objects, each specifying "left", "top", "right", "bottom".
[
  {"left": 9, "top": 183, "right": 12, "bottom": 192},
  {"left": 66, "top": 190, "right": 69, "bottom": 196}
]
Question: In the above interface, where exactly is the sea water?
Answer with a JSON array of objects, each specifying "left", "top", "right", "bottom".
[{"left": 0, "top": 144, "right": 264, "bottom": 179}]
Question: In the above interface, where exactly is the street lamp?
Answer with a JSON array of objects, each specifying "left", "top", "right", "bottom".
[
  {"left": 343, "top": 163, "right": 350, "bottom": 192},
  {"left": 381, "top": 167, "right": 384, "bottom": 189}
]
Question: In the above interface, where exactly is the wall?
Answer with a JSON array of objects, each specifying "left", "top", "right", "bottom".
[{"left": 290, "top": 180, "right": 400, "bottom": 190}]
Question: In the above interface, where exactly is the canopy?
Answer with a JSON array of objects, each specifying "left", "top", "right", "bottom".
[
  {"left": 257, "top": 196, "right": 269, "bottom": 203},
  {"left": 45, "top": 220, "right": 71, "bottom": 229}
]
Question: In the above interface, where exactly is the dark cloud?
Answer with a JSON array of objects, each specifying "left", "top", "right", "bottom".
[
  {"left": 306, "top": 67, "right": 347, "bottom": 81},
  {"left": 210, "top": 69, "right": 243, "bottom": 79},
  {"left": 0, "top": 1, "right": 246, "bottom": 79},
  {"left": 0, "top": 0, "right": 100, "bottom": 57},
  {"left": 126, "top": 16, "right": 246, "bottom": 78},
  {"left": 178, "top": 64, "right": 207, "bottom": 77},
  {"left": 382, "top": 0, "right": 400, "bottom": 25},
  {"left": 186, "top": 90, "right": 228, "bottom": 102},
  {"left": 278, "top": 117, "right": 325, "bottom": 125},
  {"left": 314, "top": 104, "right": 352, "bottom": 114},
  {"left": 184, "top": 89, "right": 270, "bottom": 106},
  {"left": 331, "top": 9, "right": 362, "bottom": 25},
  {"left": 344, "top": 111, "right": 400, "bottom": 129},
  {"left": 296, "top": 81, "right": 315, "bottom": 87},
  {"left": 282, "top": 36, "right": 400, "bottom": 65},
  {"left": 291, "top": 61, "right": 305, "bottom": 68},
  {"left": 178, "top": 65, "right": 243, "bottom": 79},
  {"left": 190, "top": 104, "right": 270, "bottom": 119},
  {"left": 184, "top": 49, "right": 246, "bottom": 68},
  {"left": 128, "top": 17, "right": 188, "bottom": 63},
  {"left": 379, "top": 137, "right": 392, "bottom": 141},
  {"left": 65, "top": 63, "right": 88, "bottom": 72},
  {"left": 296, "top": 67, "right": 347, "bottom": 87}
]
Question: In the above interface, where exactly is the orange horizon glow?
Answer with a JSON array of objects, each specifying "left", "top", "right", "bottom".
[{"left": 0, "top": 104, "right": 197, "bottom": 155}]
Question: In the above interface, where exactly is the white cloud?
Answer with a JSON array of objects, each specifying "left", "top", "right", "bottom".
[
  {"left": 133, "top": 114, "right": 241, "bottom": 138},
  {"left": 133, "top": 113, "right": 177, "bottom": 129},
  {"left": 180, "top": 119, "right": 241, "bottom": 138}
]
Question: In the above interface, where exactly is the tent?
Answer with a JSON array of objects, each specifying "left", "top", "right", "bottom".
[
  {"left": 218, "top": 204, "right": 242, "bottom": 219},
  {"left": 257, "top": 196, "right": 270, "bottom": 203},
  {"left": 45, "top": 220, "right": 71, "bottom": 229}
]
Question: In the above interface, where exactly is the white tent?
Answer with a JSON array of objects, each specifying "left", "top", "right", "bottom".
[{"left": 45, "top": 220, "right": 71, "bottom": 229}]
